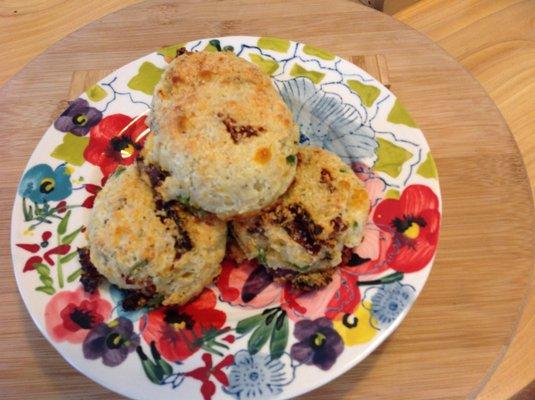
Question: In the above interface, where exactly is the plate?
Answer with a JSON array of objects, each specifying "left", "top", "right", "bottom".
[{"left": 11, "top": 36, "right": 441, "bottom": 400}]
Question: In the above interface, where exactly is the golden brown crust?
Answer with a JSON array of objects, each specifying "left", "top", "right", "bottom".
[
  {"left": 147, "top": 51, "right": 299, "bottom": 218},
  {"left": 87, "top": 164, "right": 227, "bottom": 306},
  {"left": 232, "top": 146, "right": 370, "bottom": 272}
]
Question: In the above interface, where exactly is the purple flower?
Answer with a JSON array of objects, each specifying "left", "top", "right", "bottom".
[
  {"left": 54, "top": 98, "right": 102, "bottom": 136},
  {"left": 290, "top": 317, "right": 343, "bottom": 370},
  {"left": 83, "top": 317, "right": 139, "bottom": 367}
]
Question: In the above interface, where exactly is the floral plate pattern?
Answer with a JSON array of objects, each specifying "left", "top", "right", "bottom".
[{"left": 11, "top": 36, "right": 441, "bottom": 400}]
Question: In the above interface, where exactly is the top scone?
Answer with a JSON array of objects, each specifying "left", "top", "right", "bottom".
[{"left": 144, "top": 51, "right": 299, "bottom": 219}]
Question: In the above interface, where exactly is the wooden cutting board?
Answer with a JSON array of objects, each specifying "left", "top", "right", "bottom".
[{"left": 0, "top": 1, "right": 533, "bottom": 399}]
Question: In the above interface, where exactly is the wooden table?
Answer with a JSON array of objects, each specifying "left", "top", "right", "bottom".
[
  {"left": 395, "top": 3, "right": 535, "bottom": 398},
  {"left": 1, "top": 1, "right": 534, "bottom": 399}
]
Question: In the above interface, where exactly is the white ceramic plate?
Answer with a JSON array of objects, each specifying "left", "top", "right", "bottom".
[{"left": 11, "top": 36, "right": 441, "bottom": 400}]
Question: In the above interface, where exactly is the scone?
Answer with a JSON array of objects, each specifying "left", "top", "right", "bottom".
[
  {"left": 232, "top": 146, "right": 369, "bottom": 289},
  {"left": 144, "top": 51, "right": 299, "bottom": 219},
  {"left": 86, "top": 164, "right": 227, "bottom": 305}
]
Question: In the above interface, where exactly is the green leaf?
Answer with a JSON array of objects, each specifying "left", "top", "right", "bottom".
[
  {"left": 85, "top": 84, "right": 107, "bottom": 102},
  {"left": 384, "top": 189, "right": 400, "bottom": 199},
  {"left": 270, "top": 312, "right": 289, "bottom": 359},
  {"left": 142, "top": 358, "right": 162, "bottom": 383},
  {"left": 223, "top": 45, "right": 234, "bottom": 52},
  {"left": 137, "top": 346, "right": 163, "bottom": 384},
  {"left": 347, "top": 80, "right": 381, "bottom": 107},
  {"left": 50, "top": 133, "right": 89, "bottom": 166},
  {"left": 387, "top": 99, "right": 417, "bottom": 128},
  {"left": 111, "top": 165, "right": 126, "bottom": 179},
  {"left": 61, "top": 227, "right": 83, "bottom": 245},
  {"left": 358, "top": 271, "right": 404, "bottom": 286},
  {"left": 290, "top": 64, "right": 325, "bottom": 84},
  {"left": 67, "top": 268, "right": 82, "bottom": 283},
  {"left": 157, "top": 358, "right": 173, "bottom": 377},
  {"left": 380, "top": 271, "right": 404, "bottom": 284},
  {"left": 249, "top": 54, "right": 279, "bottom": 75},
  {"left": 374, "top": 138, "right": 413, "bottom": 178},
  {"left": 35, "top": 264, "right": 50, "bottom": 275},
  {"left": 40, "top": 276, "right": 54, "bottom": 286},
  {"left": 57, "top": 210, "right": 71, "bottom": 235},
  {"left": 35, "top": 286, "right": 55, "bottom": 295},
  {"left": 158, "top": 42, "right": 185, "bottom": 59},
  {"left": 22, "top": 198, "right": 33, "bottom": 221},
  {"left": 150, "top": 341, "right": 173, "bottom": 376},
  {"left": 248, "top": 317, "right": 275, "bottom": 355},
  {"left": 128, "top": 62, "right": 164, "bottom": 95},
  {"left": 303, "top": 44, "right": 335, "bottom": 60},
  {"left": 236, "top": 313, "right": 265, "bottom": 334},
  {"left": 203, "top": 43, "right": 219, "bottom": 52},
  {"left": 257, "top": 37, "right": 290, "bottom": 53},
  {"left": 59, "top": 251, "right": 78, "bottom": 264},
  {"left": 417, "top": 153, "right": 438, "bottom": 179},
  {"left": 209, "top": 39, "right": 222, "bottom": 51}
]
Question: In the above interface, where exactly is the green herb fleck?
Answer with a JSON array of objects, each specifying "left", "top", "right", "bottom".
[
  {"left": 128, "top": 260, "right": 148, "bottom": 275},
  {"left": 177, "top": 195, "right": 190, "bottom": 206},
  {"left": 257, "top": 248, "right": 267, "bottom": 265},
  {"left": 352, "top": 221, "right": 359, "bottom": 228},
  {"left": 295, "top": 264, "right": 311, "bottom": 272},
  {"left": 339, "top": 168, "right": 347, "bottom": 173},
  {"left": 286, "top": 155, "right": 296, "bottom": 165},
  {"left": 222, "top": 45, "right": 234, "bottom": 52}
]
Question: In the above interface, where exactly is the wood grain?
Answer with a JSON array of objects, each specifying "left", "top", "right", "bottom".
[
  {"left": 0, "top": 0, "right": 533, "bottom": 399},
  {"left": 350, "top": 55, "right": 391, "bottom": 87},
  {"left": 395, "top": 2, "right": 535, "bottom": 398},
  {"left": 0, "top": 0, "right": 142, "bottom": 86}
]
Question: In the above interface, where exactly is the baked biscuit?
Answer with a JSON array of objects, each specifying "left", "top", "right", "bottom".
[
  {"left": 145, "top": 51, "right": 299, "bottom": 219},
  {"left": 87, "top": 164, "right": 227, "bottom": 305},
  {"left": 232, "top": 146, "right": 369, "bottom": 286}
]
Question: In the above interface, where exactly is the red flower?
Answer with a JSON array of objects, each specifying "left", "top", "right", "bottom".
[
  {"left": 81, "top": 176, "right": 107, "bottom": 209},
  {"left": 185, "top": 353, "right": 234, "bottom": 400},
  {"left": 84, "top": 113, "right": 149, "bottom": 178},
  {"left": 45, "top": 286, "right": 112, "bottom": 343},
  {"left": 373, "top": 185, "right": 440, "bottom": 273},
  {"left": 16, "top": 231, "right": 71, "bottom": 272},
  {"left": 140, "top": 289, "right": 226, "bottom": 362}
]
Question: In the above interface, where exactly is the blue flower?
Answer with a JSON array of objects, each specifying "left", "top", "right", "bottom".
[
  {"left": 275, "top": 77, "right": 377, "bottom": 163},
  {"left": 224, "top": 350, "right": 293, "bottom": 400},
  {"left": 367, "top": 282, "right": 415, "bottom": 327},
  {"left": 54, "top": 98, "right": 102, "bottom": 136},
  {"left": 109, "top": 285, "right": 147, "bottom": 322},
  {"left": 19, "top": 163, "right": 72, "bottom": 204}
]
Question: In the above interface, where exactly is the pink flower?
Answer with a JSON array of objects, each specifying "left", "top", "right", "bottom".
[
  {"left": 216, "top": 259, "right": 361, "bottom": 321},
  {"left": 352, "top": 162, "right": 386, "bottom": 207},
  {"left": 343, "top": 225, "right": 393, "bottom": 276},
  {"left": 45, "top": 286, "right": 112, "bottom": 343}
]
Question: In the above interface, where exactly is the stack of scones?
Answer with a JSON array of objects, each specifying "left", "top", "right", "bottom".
[{"left": 86, "top": 51, "right": 370, "bottom": 307}]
